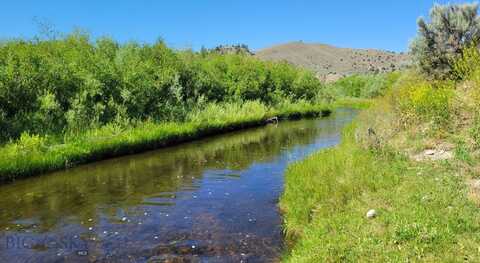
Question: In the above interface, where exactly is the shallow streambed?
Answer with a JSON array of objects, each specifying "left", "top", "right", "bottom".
[{"left": 0, "top": 109, "right": 356, "bottom": 263}]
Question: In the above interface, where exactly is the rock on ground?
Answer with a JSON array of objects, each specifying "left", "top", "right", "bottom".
[{"left": 366, "top": 209, "right": 377, "bottom": 219}]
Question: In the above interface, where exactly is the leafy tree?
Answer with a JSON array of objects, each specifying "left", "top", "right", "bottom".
[{"left": 411, "top": 2, "right": 480, "bottom": 78}]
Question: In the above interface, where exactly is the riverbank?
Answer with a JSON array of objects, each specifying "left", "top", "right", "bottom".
[
  {"left": 0, "top": 101, "right": 333, "bottom": 183},
  {"left": 280, "top": 71, "right": 480, "bottom": 261},
  {"left": 281, "top": 124, "right": 480, "bottom": 261}
]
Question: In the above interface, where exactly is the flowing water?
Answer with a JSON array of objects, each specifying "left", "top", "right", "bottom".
[{"left": 0, "top": 109, "right": 356, "bottom": 263}]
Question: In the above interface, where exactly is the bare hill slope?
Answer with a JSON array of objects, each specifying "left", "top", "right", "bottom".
[{"left": 255, "top": 42, "right": 410, "bottom": 82}]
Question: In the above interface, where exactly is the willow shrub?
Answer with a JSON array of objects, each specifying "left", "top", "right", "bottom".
[
  {"left": 325, "top": 72, "right": 401, "bottom": 99},
  {"left": 0, "top": 32, "right": 325, "bottom": 142}
]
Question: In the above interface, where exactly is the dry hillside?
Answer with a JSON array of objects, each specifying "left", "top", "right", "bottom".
[{"left": 255, "top": 42, "right": 410, "bottom": 82}]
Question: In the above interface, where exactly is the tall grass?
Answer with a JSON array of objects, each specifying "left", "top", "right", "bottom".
[{"left": 0, "top": 101, "right": 330, "bottom": 182}]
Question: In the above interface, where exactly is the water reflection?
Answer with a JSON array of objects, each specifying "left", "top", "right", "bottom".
[{"left": 0, "top": 109, "right": 356, "bottom": 262}]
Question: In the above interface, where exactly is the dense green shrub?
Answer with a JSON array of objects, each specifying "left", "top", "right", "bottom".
[
  {"left": 0, "top": 32, "right": 325, "bottom": 142},
  {"left": 325, "top": 72, "right": 400, "bottom": 99},
  {"left": 411, "top": 3, "right": 480, "bottom": 78}
]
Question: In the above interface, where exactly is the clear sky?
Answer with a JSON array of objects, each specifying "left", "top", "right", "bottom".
[{"left": 0, "top": 0, "right": 472, "bottom": 52}]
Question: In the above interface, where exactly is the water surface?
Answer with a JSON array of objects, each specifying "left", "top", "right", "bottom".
[{"left": 0, "top": 109, "right": 356, "bottom": 262}]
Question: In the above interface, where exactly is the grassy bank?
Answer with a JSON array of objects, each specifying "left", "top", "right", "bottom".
[
  {"left": 281, "top": 123, "right": 480, "bottom": 262},
  {"left": 280, "top": 49, "right": 480, "bottom": 261},
  {"left": 0, "top": 101, "right": 330, "bottom": 182},
  {"left": 331, "top": 97, "right": 373, "bottom": 109}
]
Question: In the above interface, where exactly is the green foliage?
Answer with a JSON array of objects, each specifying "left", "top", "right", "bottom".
[
  {"left": 187, "top": 101, "right": 268, "bottom": 127},
  {"left": 325, "top": 72, "right": 400, "bottom": 99},
  {"left": 411, "top": 3, "right": 480, "bottom": 78},
  {"left": 0, "top": 32, "right": 325, "bottom": 142},
  {"left": 452, "top": 45, "right": 480, "bottom": 146},
  {"left": 471, "top": 110, "right": 480, "bottom": 147},
  {"left": 453, "top": 45, "right": 480, "bottom": 80},
  {"left": 392, "top": 73, "right": 454, "bottom": 127}
]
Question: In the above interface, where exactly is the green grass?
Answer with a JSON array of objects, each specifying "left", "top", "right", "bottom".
[
  {"left": 280, "top": 124, "right": 480, "bottom": 262},
  {"left": 0, "top": 101, "right": 330, "bottom": 182},
  {"left": 332, "top": 97, "right": 373, "bottom": 109}
]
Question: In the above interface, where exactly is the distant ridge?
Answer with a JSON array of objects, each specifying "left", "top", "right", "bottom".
[{"left": 255, "top": 41, "right": 410, "bottom": 82}]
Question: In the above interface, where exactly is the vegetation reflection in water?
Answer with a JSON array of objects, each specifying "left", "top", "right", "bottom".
[{"left": 0, "top": 109, "right": 356, "bottom": 262}]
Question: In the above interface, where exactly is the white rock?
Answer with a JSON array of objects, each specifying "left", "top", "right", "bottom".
[
  {"left": 424, "top": 149, "right": 436, "bottom": 156},
  {"left": 366, "top": 209, "right": 377, "bottom": 219}
]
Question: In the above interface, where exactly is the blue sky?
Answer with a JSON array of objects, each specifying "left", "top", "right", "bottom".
[{"left": 0, "top": 0, "right": 472, "bottom": 52}]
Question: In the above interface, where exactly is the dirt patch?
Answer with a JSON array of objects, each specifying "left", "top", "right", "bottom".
[
  {"left": 413, "top": 149, "right": 454, "bottom": 162},
  {"left": 412, "top": 143, "right": 455, "bottom": 162}
]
